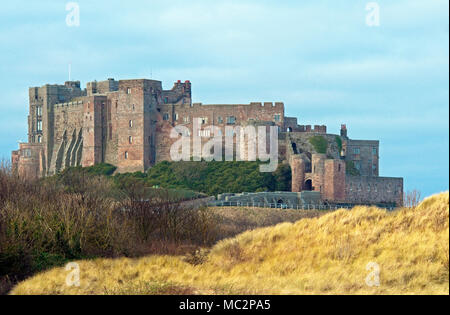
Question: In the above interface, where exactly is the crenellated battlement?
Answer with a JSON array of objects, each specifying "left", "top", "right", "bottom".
[
  {"left": 191, "top": 102, "right": 284, "bottom": 108},
  {"left": 12, "top": 76, "right": 403, "bottom": 206},
  {"left": 298, "top": 125, "right": 327, "bottom": 133}
]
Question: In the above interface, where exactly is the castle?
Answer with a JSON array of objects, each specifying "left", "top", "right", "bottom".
[{"left": 12, "top": 78, "right": 403, "bottom": 206}]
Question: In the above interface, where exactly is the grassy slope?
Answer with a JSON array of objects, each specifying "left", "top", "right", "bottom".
[{"left": 11, "top": 193, "right": 449, "bottom": 295}]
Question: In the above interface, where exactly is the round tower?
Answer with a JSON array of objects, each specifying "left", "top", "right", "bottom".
[
  {"left": 290, "top": 155, "right": 305, "bottom": 192},
  {"left": 311, "top": 154, "right": 326, "bottom": 192}
]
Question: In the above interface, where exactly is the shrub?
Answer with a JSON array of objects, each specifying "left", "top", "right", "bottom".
[
  {"left": 144, "top": 160, "right": 291, "bottom": 195},
  {"left": 404, "top": 189, "right": 422, "bottom": 208},
  {"left": 0, "top": 164, "right": 217, "bottom": 294}
]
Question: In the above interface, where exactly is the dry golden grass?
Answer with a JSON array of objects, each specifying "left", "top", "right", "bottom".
[
  {"left": 210, "top": 206, "right": 327, "bottom": 240},
  {"left": 11, "top": 192, "right": 449, "bottom": 295}
]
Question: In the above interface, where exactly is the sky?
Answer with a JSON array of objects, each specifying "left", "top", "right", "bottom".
[{"left": 0, "top": 0, "right": 448, "bottom": 197}]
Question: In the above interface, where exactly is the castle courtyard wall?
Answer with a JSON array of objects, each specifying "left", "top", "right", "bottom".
[{"left": 12, "top": 77, "right": 404, "bottom": 207}]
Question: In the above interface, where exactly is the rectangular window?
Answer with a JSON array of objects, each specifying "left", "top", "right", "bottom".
[
  {"left": 200, "top": 117, "right": 208, "bottom": 125},
  {"left": 354, "top": 161, "right": 361, "bottom": 170},
  {"left": 274, "top": 114, "right": 281, "bottom": 122},
  {"left": 127, "top": 88, "right": 131, "bottom": 94},
  {"left": 227, "top": 116, "right": 236, "bottom": 125},
  {"left": 217, "top": 116, "right": 223, "bottom": 124},
  {"left": 36, "top": 106, "right": 42, "bottom": 116},
  {"left": 183, "top": 116, "right": 190, "bottom": 123},
  {"left": 373, "top": 147, "right": 377, "bottom": 155},
  {"left": 163, "top": 113, "right": 169, "bottom": 121},
  {"left": 37, "top": 120, "right": 42, "bottom": 132},
  {"left": 353, "top": 148, "right": 360, "bottom": 155}
]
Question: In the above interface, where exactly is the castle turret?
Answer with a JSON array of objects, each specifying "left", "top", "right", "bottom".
[
  {"left": 324, "top": 159, "right": 346, "bottom": 202},
  {"left": 82, "top": 96, "right": 106, "bottom": 167},
  {"left": 290, "top": 155, "right": 305, "bottom": 192},
  {"left": 340, "top": 124, "right": 348, "bottom": 138},
  {"left": 311, "top": 154, "right": 326, "bottom": 193}
]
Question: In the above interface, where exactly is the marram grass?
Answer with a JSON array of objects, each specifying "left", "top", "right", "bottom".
[{"left": 11, "top": 192, "right": 449, "bottom": 295}]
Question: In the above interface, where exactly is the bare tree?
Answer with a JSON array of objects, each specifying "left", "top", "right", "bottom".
[{"left": 403, "top": 189, "right": 422, "bottom": 208}]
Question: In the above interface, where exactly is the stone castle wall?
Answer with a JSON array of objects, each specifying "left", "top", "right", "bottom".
[
  {"left": 154, "top": 102, "right": 284, "bottom": 162},
  {"left": 49, "top": 100, "right": 85, "bottom": 174},
  {"left": 345, "top": 175, "right": 403, "bottom": 206},
  {"left": 12, "top": 77, "right": 404, "bottom": 206}
]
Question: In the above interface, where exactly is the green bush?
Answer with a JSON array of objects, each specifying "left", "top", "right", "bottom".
[
  {"left": 85, "top": 163, "right": 117, "bottom": 176},
  {"left": 309, "top": 136, "right": 328, "bottom": 154},
  {"left": 144, "top": 161, "right": 291, "bottom": 195}
]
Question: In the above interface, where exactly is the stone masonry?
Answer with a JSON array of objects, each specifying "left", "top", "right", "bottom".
[{"left": 12, "top": 78, "right": 404, "bottom": 206}]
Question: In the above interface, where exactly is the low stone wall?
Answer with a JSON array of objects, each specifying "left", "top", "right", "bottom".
[{"left": 215, "top": 191, "right": 322, "bottom": 207}]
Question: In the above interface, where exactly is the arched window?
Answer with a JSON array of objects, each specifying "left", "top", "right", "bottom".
[
  {"left": 124, "top": 151, "right": 129, "bottom": 159},
  {"left": 129, "top": 120, "right": 133, "bottom": 128},
  {"left": 129, "top": 136, "right": 133, "bottom": 144}
]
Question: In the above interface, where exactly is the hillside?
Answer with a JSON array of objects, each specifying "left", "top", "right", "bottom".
[
  {"left": 123, "top": 160, "right": 292, "bottom": 196},
  {"left": 11, "top": 192, "right": 449, "bottom": 295},
  {"left": 51, "top": 161, "right": 292, "bottom": 197}
]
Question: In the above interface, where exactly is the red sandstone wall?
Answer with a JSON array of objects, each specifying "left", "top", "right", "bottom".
[
  {"left": 16, "top": 143, "right": 44, "bottom": 179},
  {"left": 323, "top": 159, "right": 346, "bottom": 202},
  {"left": 311, "top": 154, "right": 326, "bottom": 193},
  {"left": 82, "top": 96, "right": 106, "bottom": 167},
  {"left": 290, "top": 156, "right": 305, "bottom": 192},
  {"left": 155, "top": 102, "right": 285, "bottom": 163}
]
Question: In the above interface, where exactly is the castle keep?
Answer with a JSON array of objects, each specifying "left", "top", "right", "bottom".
[{"left": 12, "top": 78, "right": 403, "bottom": 206}]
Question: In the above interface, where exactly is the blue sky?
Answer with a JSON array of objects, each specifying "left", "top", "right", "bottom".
[{"left": 0, "top": 0, "right": 448, "bottom": 197}]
